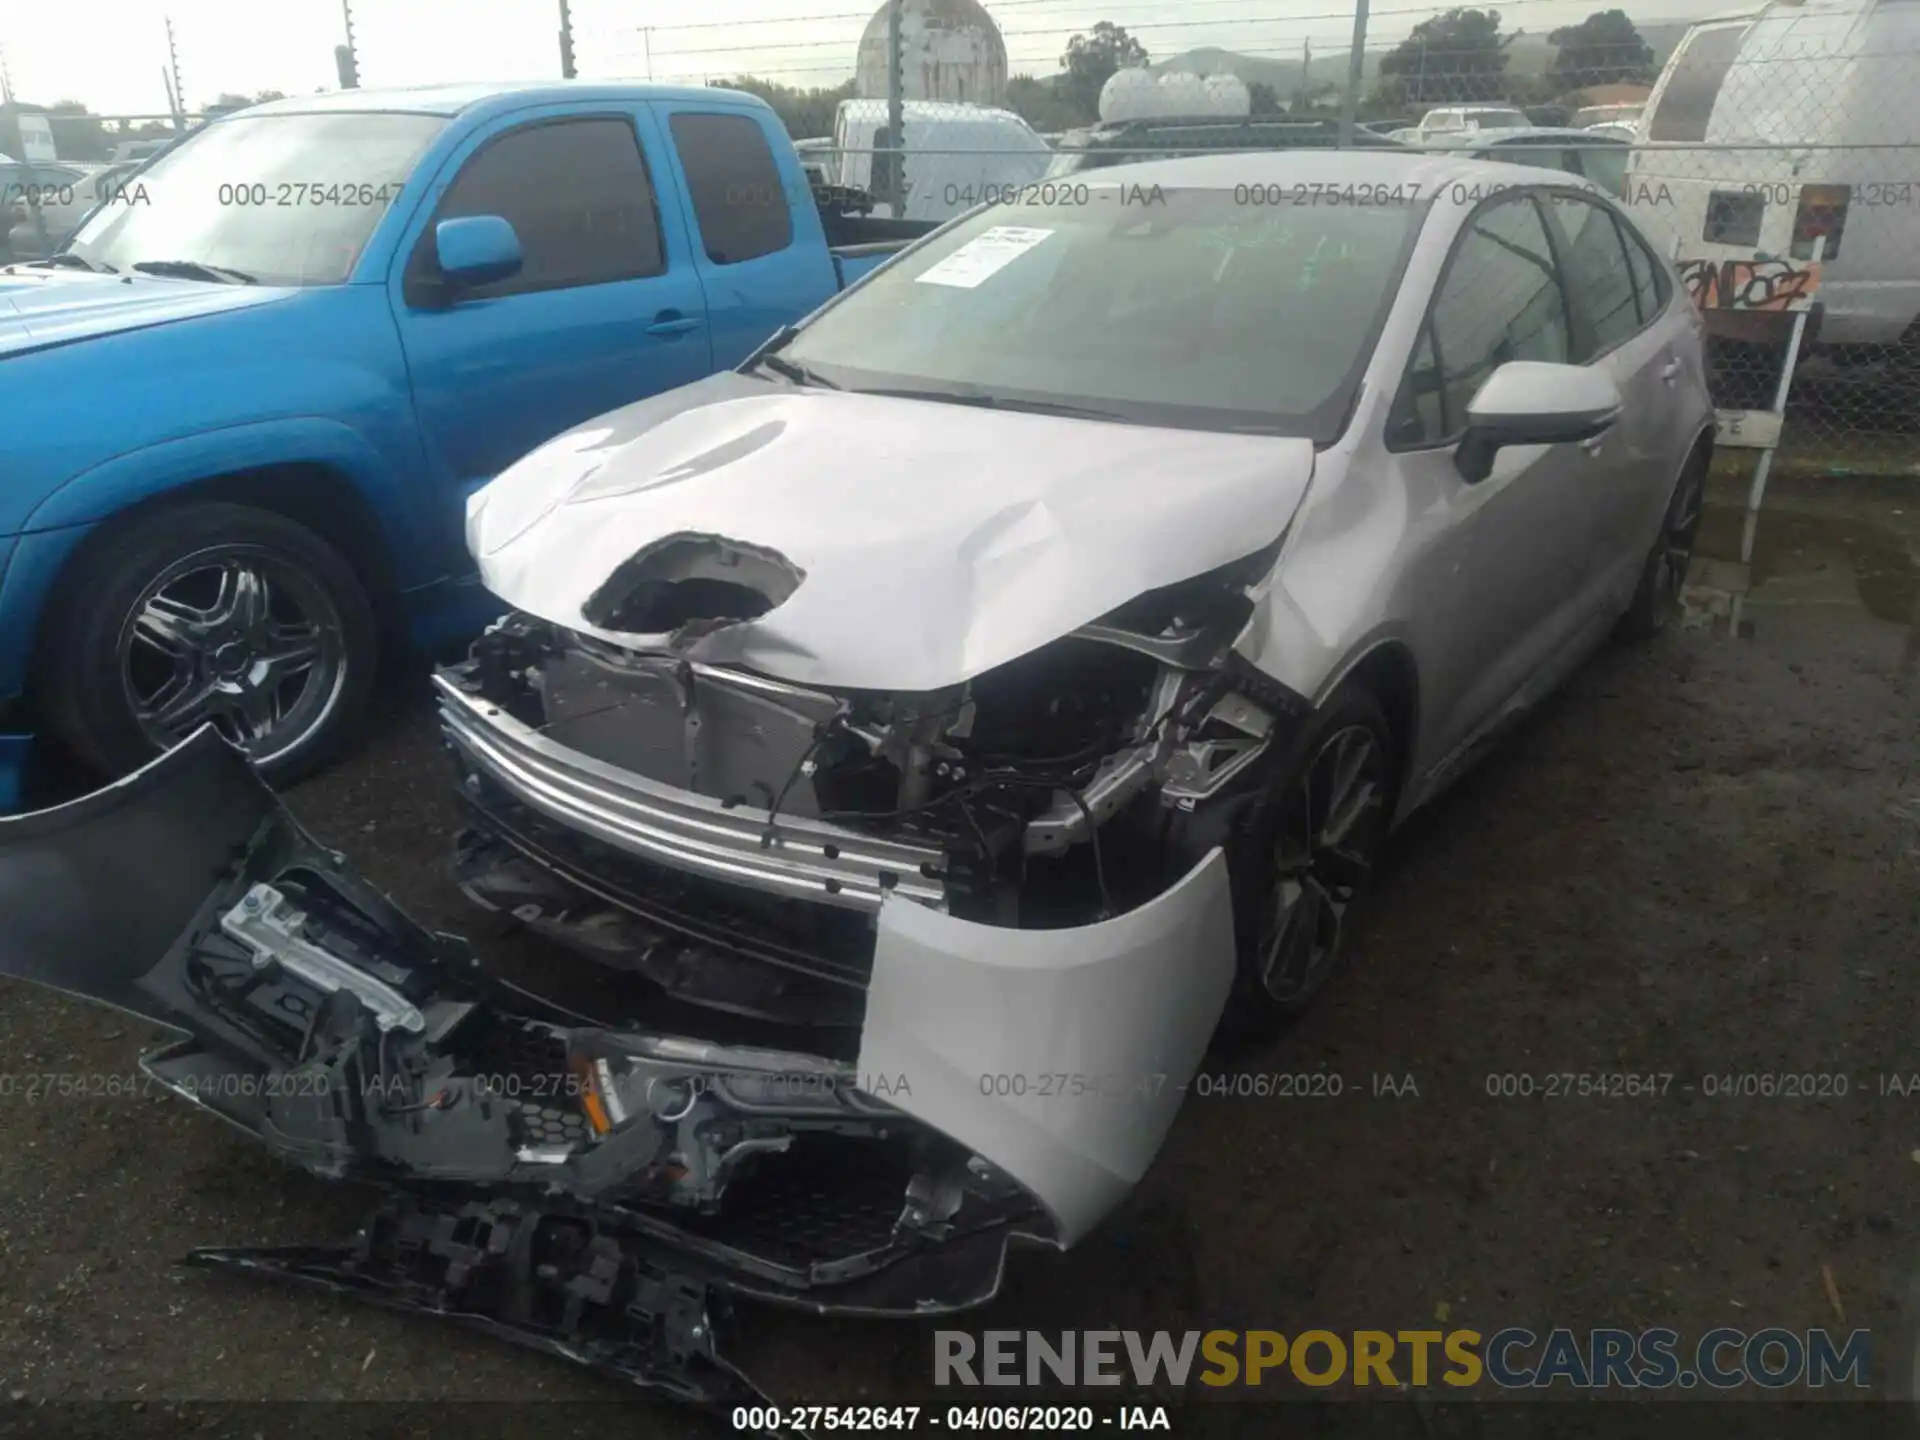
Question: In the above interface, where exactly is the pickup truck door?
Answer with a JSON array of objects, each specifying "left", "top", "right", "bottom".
[
  {"left": 386, "top": 103, "right": 714, "bottom": 558},
  {"left": 644, "top": 101, "right": 843, "bottom": 369}
]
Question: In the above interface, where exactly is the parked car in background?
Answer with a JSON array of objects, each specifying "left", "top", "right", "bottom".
[
  {"left": 1, "top": 160, "right": 93, "bottom": 261},
  {"left": 1624, "top": 0, "right": 1920, "bottom": 352},
  {"left": 1045, "top": 116, "right": 1406, "bottom": 176},
  {"left": 5, "top": 163, "right": 140, "bottom": 261},
  {"left": 438, "top": 148, "right": 1712, "bottom": 1070},
  {"left": 829, "top": 99, "right": 1052, "bottom": 222},
  {"left": 107, "top": 138, "right": 172, "bottom": 165},
  {"left": 1414, "top": 105, "right": 1532, "bottom": 139},
  {"left": 0, "top": 81, "right": 939, "bottom": 806},
  {"left": 1584, "top": 120, "right": 1640, "bottom": 142},
  {"left": 1573, "top": 101, "right": 1646, "bottom": 129},
  {"left": 1420, "top": 125, "right": 1632, "bottom": 196}
]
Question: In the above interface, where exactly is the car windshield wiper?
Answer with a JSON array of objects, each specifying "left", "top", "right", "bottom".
[
  {"left": 27, "top": 253, "right": 117, "bottom": 274},
  {"left": 848, "top": 386, "right": 1128, "bottom": 423},
  {"left": 130, "top": 259, "right": 258, "bottom": 284},
  {"left": 751, "top": 353, "right": 841, "bottom": 390}
]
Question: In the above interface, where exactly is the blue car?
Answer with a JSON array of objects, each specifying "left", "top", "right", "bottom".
[{"left": 0, "top": 82, "right": 925, "bottom": 803}]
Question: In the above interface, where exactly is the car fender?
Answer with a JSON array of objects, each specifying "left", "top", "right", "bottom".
[{"left": 19, "top": 416, "right": 412, "bottom": 541}]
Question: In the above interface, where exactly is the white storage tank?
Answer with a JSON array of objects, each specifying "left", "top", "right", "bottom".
[{"left": 1098, "top": 67, "right": 1158, "bottom": 122}]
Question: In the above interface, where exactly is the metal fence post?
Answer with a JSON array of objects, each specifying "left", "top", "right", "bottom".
[
  {"left": 886, "top": 0, "right": 905, "bottom": 212},
  {"left": 1338, "top": 0, "right": 1370, "bottom": 146}
]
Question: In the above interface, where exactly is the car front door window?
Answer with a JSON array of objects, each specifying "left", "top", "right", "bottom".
[
  {"left": 1390, "top": 193, "right": 1571, "bottom": 446},
  {"left": 414, "top": 116, "right": 666, "bottom": 301}
]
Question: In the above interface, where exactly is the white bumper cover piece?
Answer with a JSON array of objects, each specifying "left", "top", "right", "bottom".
[{"left": 858, "top": 848, "right": 1237, "bottom": 1246}]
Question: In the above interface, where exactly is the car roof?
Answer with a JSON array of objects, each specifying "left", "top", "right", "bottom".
[
  {"left": 1068, "top": 147, "right": 1606, "bottom": 193},
  {"left": 236, "top": 80, "right": 756, "bottom": 120},
  {"left": 1421, "top": 126, "right": 1626, "bottom": 147}
]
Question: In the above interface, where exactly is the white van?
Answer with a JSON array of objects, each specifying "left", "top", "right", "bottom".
[
  {"left": 1622, "top": 0, "right": 1920, "bottom": 349},
  {"left": 830, "top": 99, "right": 1053, "bottom": 224}
]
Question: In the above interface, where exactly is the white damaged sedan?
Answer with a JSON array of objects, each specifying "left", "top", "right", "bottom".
[
  {"left": 440, "top": 148, "right": 1714, "bottom": 1246},
  {"left": 0, "top": 150, "right": 1717, "bottom": 1408}
]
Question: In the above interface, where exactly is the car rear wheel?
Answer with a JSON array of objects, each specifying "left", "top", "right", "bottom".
[
  {"left": 38, "top": 501, "right": 378, "bottom": 787},
  {"left": 1619, "top": 447, "right": 1706, "bottom": 640},
  {"left": 1222, "top": 685, "right": 1397, "bottom": 1038}
]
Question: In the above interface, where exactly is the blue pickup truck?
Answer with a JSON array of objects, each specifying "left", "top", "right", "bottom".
[{"left": 0, "top": 82, "right": 930, "bottom": 803}]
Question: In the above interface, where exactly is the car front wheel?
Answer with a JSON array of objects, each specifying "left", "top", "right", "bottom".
[
  {"left": 38, "top": 501, "right": 378, "bottom": 787},
  {"left": 1223, "top": 684, "right": 1397, "bottom": 1037}
]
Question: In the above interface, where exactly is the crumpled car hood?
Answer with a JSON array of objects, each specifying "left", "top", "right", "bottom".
[
  {"left": 0, "top": 268, "right": 294, "bottom": 358},
  {"left": 467, "top": 372, "right": 1317, "bottom": 692}
]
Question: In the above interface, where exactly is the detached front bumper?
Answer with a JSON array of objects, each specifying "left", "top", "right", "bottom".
[{"left": 0, "top": 721, "right": 1237, "bottom": 1423}]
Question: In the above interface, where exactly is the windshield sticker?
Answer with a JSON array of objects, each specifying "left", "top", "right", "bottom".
[{"left": 915, "top": 226, "right": 1055, "bottom": 288}]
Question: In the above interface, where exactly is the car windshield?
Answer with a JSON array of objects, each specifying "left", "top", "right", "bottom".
[
  {"left": 66, "top": 111, "right": 448, "bottom": 285},
  {"left": 777, "top": 184, "right": 1427, "bottom": 440}
]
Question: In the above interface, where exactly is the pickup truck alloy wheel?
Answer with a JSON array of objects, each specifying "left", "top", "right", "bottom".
[
  {"left": 1255, "top": 721, "right": 1390, "bottom": 1009},
  {"left": 38, "top": 500, "right": 378, "bottom": 787},
  {"left": 119, "top": 545, "right": 348, "bottom": 764}
]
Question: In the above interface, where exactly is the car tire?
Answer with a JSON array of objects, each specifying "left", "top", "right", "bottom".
[
  {"left": 1618, "top": 446, "right": 1707, "bottom": 641},
  {"left": 1221, "top": 683, "right": 1398, "bottom": 1039},
  {"left": 37, "top": 501, "right": 379, "bottom": 788}
]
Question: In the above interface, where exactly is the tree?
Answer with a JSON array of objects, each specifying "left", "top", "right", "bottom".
[
  {"left": 1247, "top": 80, "right": 1281, "bottom": 115},
  {"left": 1378, "top": 8, "right": 1512, "bottom": 106},
  {"left": 202, "top": 89, "right": 290, "bottom": 118},
  {"left": 1005, "top": 75, "right": 1083, "bottom": 132},
  {"left": 707, "top": 76, "right": 858, "bottom": 138},
  {"left": 1549, "top": 10, "right": 1654, "bottom": 92},
  {"left": 1060, "top": 22, "right": 1149, "bottom": 124}
]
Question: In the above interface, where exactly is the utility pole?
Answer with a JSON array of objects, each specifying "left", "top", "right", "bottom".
[
  {"left": 642, "top": 27, "right": 653, "bottom": 81},
  {"left": 338, "top": 0, "right": 360, "bottom": 88},
  {"left": 0, "top": 44, "right": 15, "bottom": 105},
  {"left": 1298, "top": 37, "right": 1311, "bottom": 113},
  {"left": 558, "top": 0, "right": 576, "bottom": 79},
  {"left": 1337, "top": 0, "right": 1368, "bottom": 146},
  {"left": 885, "top": 0, "right": 904, "bottom": 212},
  {"left": 165, "top": 15, "right": 186, "bottom": 127}
]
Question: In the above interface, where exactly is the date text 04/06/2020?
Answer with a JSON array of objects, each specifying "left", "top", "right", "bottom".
[{"left": 729, "top": 1405, "right": 1174, "bottom": 1432}]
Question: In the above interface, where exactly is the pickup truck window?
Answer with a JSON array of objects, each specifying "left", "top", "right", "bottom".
[
  {"left": 666, "top": 112, "right": 794, "bottom": 265},
  {"left": 419, "top": 117, "right": 666, "bottom": 299},
  {"left": 65, "top": 112, "right": 447, "bottom": 285},
  {"left": 778, "top": 185, "right": 1424, "bottom": 440}
]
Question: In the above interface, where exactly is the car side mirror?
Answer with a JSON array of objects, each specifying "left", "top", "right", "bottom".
[
  {"left": 433, "top": 215, "right": 522, "bottom": 294},
  {"left": 1455, "top": 361, "right": 1622, "bottom": 484}
]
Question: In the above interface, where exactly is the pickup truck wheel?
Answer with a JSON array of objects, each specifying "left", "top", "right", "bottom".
[
  {"left": 40, "top": 502, "right": 378, "bottom": 786},
  {"left": 1221, "top": 685, "right": 1396, "bottom": 1039}
]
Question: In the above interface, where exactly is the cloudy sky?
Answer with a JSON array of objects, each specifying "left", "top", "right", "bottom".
[{"left": 2, "top": 0, "right": 1738, "bottom": 116}]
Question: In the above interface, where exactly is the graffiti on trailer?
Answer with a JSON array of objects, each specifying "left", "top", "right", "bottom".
[{"left": 1678, "top": 257, "right": 1822, "bottom": 312}]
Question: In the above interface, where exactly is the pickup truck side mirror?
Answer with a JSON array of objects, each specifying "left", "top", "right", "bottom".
[
  {"left": 1455, "top": 360, "right": 1621, "bottom": 484},
  {"left": 433, "top": 215, "right": 523, "bottom": 295}
]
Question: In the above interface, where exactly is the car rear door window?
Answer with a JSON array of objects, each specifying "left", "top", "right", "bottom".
[
  {"left": 1390, "top": 194, "right": 1572, "bottom": 446},
  {"left": 1554, "top": 194, "right": 1642, "bottom": 357},
  {"left": 668, "top": 111, "right": 795, "bottom": 265},
  {"left": 425, "top": 116, "right": 665, "bottom": 299},
  {"left": 1619, "top": 216, "right": 1668, "bottom": 323}
]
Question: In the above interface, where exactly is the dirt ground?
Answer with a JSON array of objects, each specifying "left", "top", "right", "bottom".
[{"left": 0, "top": 470, "right": 1915, "bottom": 1436}]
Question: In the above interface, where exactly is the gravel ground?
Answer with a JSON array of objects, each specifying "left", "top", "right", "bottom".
[{"left": 0, "top": 483, "right": 1915, "bottom": 1435}]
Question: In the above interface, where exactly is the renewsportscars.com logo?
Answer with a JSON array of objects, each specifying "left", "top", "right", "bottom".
[{"left": 933, "top": 1328, "right": 1873, "bottom": 1391}]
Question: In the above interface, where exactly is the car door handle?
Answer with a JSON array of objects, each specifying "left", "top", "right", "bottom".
[
  {"left": 1659, "top": 357, "right": 1682, "bottom": 383},
  {"left": 1581, "top": 434, "right": 1606, "bottom": 456},
  {"left": 645, "top": 313, "right": 703, "bottom": 337}
]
